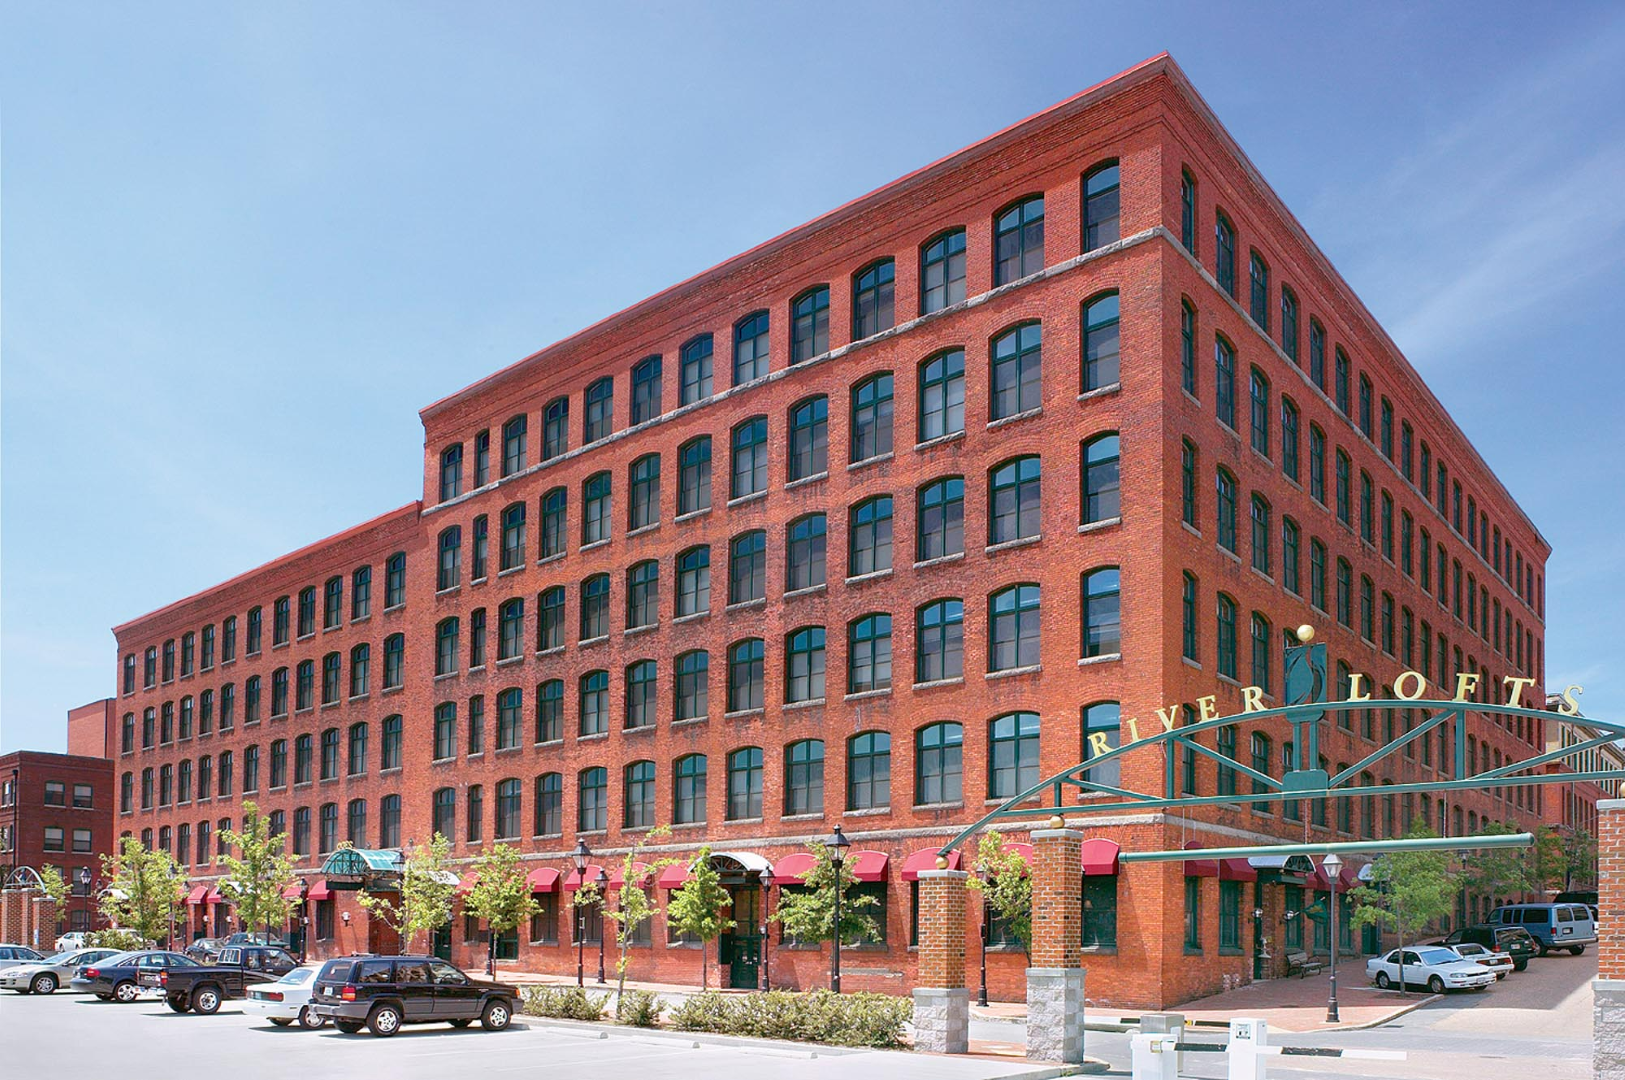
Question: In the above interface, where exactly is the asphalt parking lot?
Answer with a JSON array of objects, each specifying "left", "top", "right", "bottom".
[{"left": 0, "top": 988, "right": 1057, "bottom": 1080}]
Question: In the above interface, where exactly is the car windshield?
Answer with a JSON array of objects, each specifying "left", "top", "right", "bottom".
[
  {"left": 1417, "top": 947, "right": 1459, "bottom": 964},
  {"left": 98, "top": 951, "right": 140, "bottom": 966},
  {"left": 42, "top": 951, "right": 79, "bottom": 963},
  {"left": 277, "top": 966, "right": 319, "bottom": 985}
]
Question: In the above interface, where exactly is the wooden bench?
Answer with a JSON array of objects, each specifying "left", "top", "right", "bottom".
[{"left": 1286, "top": 951, "right": 1324, "bottom": 978}]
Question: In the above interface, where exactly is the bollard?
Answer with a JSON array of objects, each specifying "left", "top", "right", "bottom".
[
  {"left": 1228, "top": 1017, "right": 1269, "bottom": 1080},
  {"left": 1129, "top": 1034, "right": 1181, "bottom": 1080},
  {"left": 1140, "top": 1012, "right": 1187, "bottom": 1074}
]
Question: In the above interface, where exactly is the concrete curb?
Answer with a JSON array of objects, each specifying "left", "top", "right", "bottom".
[{"left": 522, "top": 1015, "right": 863, "bottom": 1056}]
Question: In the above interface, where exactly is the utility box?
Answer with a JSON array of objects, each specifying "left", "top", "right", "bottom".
[
  {"left": 1228, "top": 1017, "right": 1270, "bottom": 1080},
  {"left": 1140, "top": 1012, "right": 1186, "bottom": 1073},
  {"left": 1129, "top": 1034, "right": 1181, "bottom": 1080}
]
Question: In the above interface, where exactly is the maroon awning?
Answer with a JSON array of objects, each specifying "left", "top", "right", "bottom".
[
  {"left": 204, "top": 886, "right": 224, "bottom": 904},
  {"left": 527, "top": 867, "right": 560, "bottom": 894},
  {"left": 281, "top": 881, "right": 306, "bottom": 901},
  {"left": 1182, "top": 841, "right": 1219, "bottom": 878},
  {"left": 849, "top": 850, "right": 889, "bottom": 882},
  {"left": 1219, "top": 858, "right": 1259, "bottom": 882},
  {"left": 1080, "top": 838, "right": 1121, "bottom": 876},
  {"left": 772, "top": 852, "right": 816, "bottom": 883},
  {"left": 900, "top": 847, "right": 962, "bottom": 881},
  {"left": 306, "top": 880, "right": 332, "bottom": 902},
  {"left": 184, "top": 885, "right": 209, "bottom": 906}
]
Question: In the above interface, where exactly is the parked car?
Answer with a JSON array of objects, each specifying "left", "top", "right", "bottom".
[
  {"left": 1488, "top": 903, "right": 1597, "bottom": 955},
  {"left": 1440, "top": 924, "right": 1537, "bottom": 971},
  {"left": 69, "top": 950, "right": 199, "bottom": 1002},
  {"left": 156, "top": 944, "right": 299, "bottom": 1014},
  {"left": 54, "top": 932, "right": 90, "bottom": 952},
  {"left": 310, "top": 955, "right": 518, "bottom": 1037},
  {"left": 224, "top": 931, "right": 289, "bottom": 949},
  {"left": 244, "top": 964, "right": 326, "bottom": 1029},
  {"left": 1446, "top": 941, "right": 1514, "bottom": 979},
  {"left": 185, "top": 937, "right": 228, "bottom": 963},
  {"left": 0, "top": 945, "right": 46, "bottom": 964},
  {"left": 0, "top": 947, "right": 120, "bottom": 994},
  {"left": 1366, "top": 946, "right": 1496, "bottom": 993}
]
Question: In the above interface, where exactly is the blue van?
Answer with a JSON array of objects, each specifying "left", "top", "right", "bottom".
[{"left": 1488, "top": 903, "right": 1597, "bottom": 955}]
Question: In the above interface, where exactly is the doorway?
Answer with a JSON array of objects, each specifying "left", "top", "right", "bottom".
[{"left": 726, "top": 886, "right": 760, "bottom": 989}]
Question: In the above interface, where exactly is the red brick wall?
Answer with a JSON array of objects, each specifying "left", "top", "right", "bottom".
[{"left": 1599, "top": 801, "right": 1624, "bottom": 979}]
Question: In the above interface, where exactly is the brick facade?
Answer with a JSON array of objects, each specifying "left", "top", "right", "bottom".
[
  {"left": 98, "top": 54, "right": 1550, "bottom": 1008},
  {"left": 1, "top": 749, "right": 115, "bottom": 938}
]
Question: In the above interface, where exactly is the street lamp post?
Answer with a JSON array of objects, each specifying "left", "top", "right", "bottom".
[
  {"left": 759, "top": 867, "right": 774, "bottom": 992},
  {"left": 977, "top": 864, "right": 991, "bottom": 1007},
  {"left": 594, "top": 868, "right": 608, "bottom": 985},
  {"left": 1323, "top": 852, "right": 1343, "bottom": 1023},
  {"left": 571, "top": 839, "right": 590, "bottom": 988},
  {"left": 826, "top": 825, "right": 850, "bottom": 994}
]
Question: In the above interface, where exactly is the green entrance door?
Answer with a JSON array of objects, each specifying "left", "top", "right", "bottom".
[
  {"left": 430, "top": 925, "right": 451, "bottom": 961},
  {"left": 727, "top": 887, "right": 760, "bottom": 989}
]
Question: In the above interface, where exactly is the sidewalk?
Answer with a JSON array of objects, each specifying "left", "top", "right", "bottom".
[{"left": 970, "top": 973, "right": 1439, "bottom": 1033}]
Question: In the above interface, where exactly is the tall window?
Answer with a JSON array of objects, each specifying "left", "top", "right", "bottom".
[
  {"left": 918, "top": 349, "right": 965, "bottom": 441},
  {"left": 1282, "top": 517, "right": 1301, "bottom": 595},
  {"left": 1081, "top": 293, "right": 1120, "bottom": 391},
  {"left": 1251, "top": 613, "right": 1273, "bottom": 692},
  {"left": 1182, "top": 572, "right": 1199, "bottom": 660},
  {"left": 990, "top": 322, "right": 1042, "bottom": 420},
  {"left": 623, "top": 762, "right": 656, "bottom": 828},
  {"left": 915, "top": 722, "right": 963, "bottom": 805},
  {"left": 790, "top": 286, "right": 829, "bottom": 363},
  {"left": 917, "top": 477, "right": 964, "bottom": 560},
  {"left": 385, "top": 551, "right": 406, "bottom": 607},
  {"left": 1080, "top": 567, "right": 1121, "bottom": 657},
  {"left": 629, "top": 454, "right": 660, "bottom": 530},
  {"left": 1082, "top": 702, "right": 1121, "bottom": 786},
  {"left": 727, "top": 639, "right": 765, "bottom": 712},
  {"left": 500, "top": 503, "right": 526, "bottom": 571},
  {"left": 680, "top": 334, "right": 713, "bottom": 404},
  {"left": 1309, "top": 425, "right": 1326, "bottom": 504},
  {"left": 502, "top": 414, "right": 527, "bottom": 477},
  {"left": 731, "top": 417, "right": 768, "bottom": 499},
  {"left": 785, "top": 626, "right": 826, "bottom": 702},
  {"left": 1180, "top": 169, "right": 1197, "bottom": 253},
  {"left": 785, "top": 740, "right": 824, "bottom": 816},
  {"left": 920, "top": 229, "right": 966, "bottom": 314},
  {"left": 847, "top": 614, "right": 891, "bottom": 694},
  {"left": 1281, "top": 397, "right": 1300, "bottom": 481},
  {"left": 624, "top": 661, "right": 657, "bottom": 729},
  {"left": 1216, "top": 593, "right": 1238, "bottom": 679},
  {"left": 439, "top": 444, "right": 464, "bottom": 501},
  {"left": 432, "top": 787, "right": 455, "bottom": 841},
  {"left": 583, "top": 472, "right": 611, "bottom": 545},
  {"left": 678, "top": 437, "right": 711, "bottom": 515},
  {"left": 848, "top": 496, "right": 893, "bottom": 576},
  {"left": 1081, "top": 433, "right": 1120, "bottom": 524},
  {"left": 1214, "top": 210, "right": 1236, "bottom": 296},
  {"left": 1251, "top": 494, "right": 1271, "bottom": 575},
  {"left": 579, "top": 670, "right": 609, "bottom": 735},
  {"left": 989, "top": 456, "right": 1041, "bottom": 544},
  {"left": 580, "top": 574, "right": 609, "bottom": 640},
  {"left": 989, "top": 584, "right": 1040, "bottom": 671},
  {"left": 626, "top": 560, "right": 658, "bottom": 628},
  {"left": 850, "top": 373, "right": 893, "bottom": 462},
  {"left": 916, "top": 599, "right": 964, "bottom": 683},
  {"left": 994, "top": 196, "right": 1044, "bottom": 284},
  {"left": 989, "top": 711, "right": 1040, "bottom": 798},
  {"left": 727, "top": 747, "right": 763, "bottom": 820},
  {"left": 786, "top": 514, "right": 827, "bottom": 592},
  {"left": 847, "top": 731, "right": 890, "bottom": 810},
  {"left": 1214, "top": 335, "right": 1236, "bottom": 428},
  {"left": 540, "top": 487, "right": 566, "bottom": 559},
  {"left": 1082, "top": 161, "right": 1120, "bottom": 250},
  {"left": 1249, "top": 368, "right": 1270, "bottom": 455},
  {"left": 497, "top": 598, "right": 524, "bottom": 660},
  {"left": 381, "top": 714, "right": 402, "bottom": 770},
  {"left": 351, "top": 567, "right": 370, "bottom": 620},
  {"left": 474, "top": 429, "right": 491, "bottom": 484},
  {"left": 788, "top": 397, "right": 828, "bottom": 481},
  {"left": 1216, "top": 467, "right": 1238, "bottom": 552},
  {"left": 1180, "top": 300, "right": 1197, "bottom": 397},
  {"left": 1280, "top": 285, "right": 1299, "bottom": 361},
  {"left": 1249, "top": 251, "right": 1270, "bottom": 331},
  {"left": 1335, "top": 449, "right": 1352, "bottom": 525},
  {"left": 297, "top": 589, "right": 315, "bottom": 637},
  {"left": 578, "top": 768, "right": 607, "bottom": 832},
  {"left": 584, "top": 376, "right": 613, "bottom": 443},
  {"left": 673, "top": 755, "right": 706, "bottom": 824},
  {"left": 676, "top": 546, "right": 710, "bottom": 617},
  {"left": 853, "top": 260, "right": 894, "bottom": 338},
  {"left": 471, "top": 516, "right": 488, "bottom": 580},
  {"left": 733, "top": 311, "right": 770, "bottom": 385},
  {"left": 630, "top": 355, "right": 662, "bottom": 425},
  {"left": 675, "top": 650, "right": 708, "bottom": 720},
  {"left": 535, "top": 680, "right": 563, "bottom": 742},
  {"left": 1182, "top": 440, "right": 1198, "bottom": 526},
  {"left": 1309, "top": 319, "right": 1327, "bottom": 388},
  {"left": 495, "top": 687, "right": 523, "bottom": 749},
  {"left": 349, "top": 643, "right": 369, "bottom": 697},
  {"left": 543, "top": 397, "right": 568, "bottom": 460}
]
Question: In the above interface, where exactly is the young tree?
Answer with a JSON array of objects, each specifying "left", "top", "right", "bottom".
[
  {"left": 1462, "top": 820, "right": 1532, "bottom": 901},
  {"left": 36, "top": 865, "right": 69, "bottom": 941},
  {"left": 769, "top": 842, "right": 879, "bottom": 959},
  {"left": 1563, "top": 828, "right": 1599, "bottom": 892},
  {"left": 1526, "top": 826, "right": 1570, "bottom": 897},
  {"left": 966, "top": 830, "right": 1033, "bottom": 954},
  {"left": 665, "top": 846, "right": 734, "bottom": 990},
  {"left": 358, "top": 833, "right": 456, "bottom": 953},
  {"left": 464, "top": 842, "right": 540, "bottom": 975},
  {"left": 99, "top": 836, "right": 186, "bottom": 945},
  {"left": 603, "top": 826, "right": 681, "bottom": 999},
  {"left": 217, "top": 801, "right": 298, "bottom": 937},
  {"left": 1350, "top": 824, "right": 1456, "bottom": 994}
]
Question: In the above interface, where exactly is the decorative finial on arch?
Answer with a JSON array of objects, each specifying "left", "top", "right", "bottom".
[{"left": 1296, "top": 623, "right": 1316, "bottom": 643}]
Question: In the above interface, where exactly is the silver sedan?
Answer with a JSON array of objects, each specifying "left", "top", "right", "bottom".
[{"left": 0, "top": 948, "right": 121, "bottom": 994}]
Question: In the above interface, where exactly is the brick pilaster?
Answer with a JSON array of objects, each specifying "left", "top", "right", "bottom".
[
  {"left": 1600, "top": 800, "right": 1625, "bottom": 979},
  {"left": 1031, "top": 827, "right": 1083, "bottom": 968},
  {"left": 916, "top": 868, "right": 969, "bottom": 988}
]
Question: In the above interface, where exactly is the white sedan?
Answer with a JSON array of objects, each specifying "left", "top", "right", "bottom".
[
  {"left": 1366, "top": 946, "right": 1496, "bottom": 992},
  {"left": 243, "top": 963, "right": 325, "bottom": 1028},
  {"left": 1447, "top": 942, "right": 1514, "bottom": 979}
]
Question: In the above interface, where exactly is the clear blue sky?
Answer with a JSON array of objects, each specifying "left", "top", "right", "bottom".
[{"left": 4, "top": 3, "right": 1623, "bottom": 753}]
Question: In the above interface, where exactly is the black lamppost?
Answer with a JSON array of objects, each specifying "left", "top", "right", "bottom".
[
  {"left": 594, "top": 868, "right": 608, "bottom": 984},
  {"left": 826, "top": 825, "right": 850, "bottom": 994},
  {"left": 759, "top": 867, "right": 774, "bottom": 992},
  {"left": 1323, "top": 853, "right": 1342, "bottom": 1023},
  {"left": 571, "top": 839, "right": 590, "bottom": 988},
  {"left": 977, "top": 862, "right": 991, "bottom": 1007},
  {"left": 75, "top": 868, "right": 92, "bottom": 942}
]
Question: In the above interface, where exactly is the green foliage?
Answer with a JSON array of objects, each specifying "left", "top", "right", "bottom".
[
  {"left": 669, "top": 990, "right": 912, "bottom": 1048},
  {"left": 88, "top": 928, "right": 146, "bottom": 951},
  {"left": 1564, "top": 828, "right": 1599, "bottom": 890},
  {"left": 1351, "top": 823, "right": 1457, "bottom": 989},
  {"left": 358, "top": 833, "right": 456, "bottom": 952},
  {"left": 603, "top": 826, "right": 681, "bottom": 997},
  {"left": 216, "top": 801, "right": 297, "bottom": 933},
  {"left": 99, "top": 835, "right": 186, "bottom": 943},
  {"left": 464, "top": 842, "right": 540, "bottom": 941},
  {"left": 1462, "top": 820, "right": 1533, "bottom": 899},
  {"left": 769, "top": 843, "right": 879, "bottom": 947},
  {"left": 520, "top": 984, "right": 610, "bottom": 1021},
  {"left": 615, "top": 988, "right": 664, "bottom": 1026},
  {"left": 36, "top": 864, "right": 70, "bottom": 909},
  {"left": 664, "top": 846, "right": 734, "bottom": 990},
  {"left": 966, "top": 830, "right": 1032, "bottom": 952}
]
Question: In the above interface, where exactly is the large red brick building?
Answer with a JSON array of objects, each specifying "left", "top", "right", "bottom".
[
  {"left": 1, "top": 747, "right": 115, "bottom": 945},
  {"left": 101, "top": 54, "right": 1552, "bottom": 1007}
]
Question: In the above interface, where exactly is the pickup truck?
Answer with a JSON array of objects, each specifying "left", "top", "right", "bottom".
[{"left": 154, "top": 944, "right": 299, "bottom": 1014}]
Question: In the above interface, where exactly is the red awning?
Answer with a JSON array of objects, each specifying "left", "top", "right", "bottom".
[
  {"left": 1219, "top": 858, "right": 1259, "bottom": 882},
  {"left": 658, "top": 864, "right": 691, "bottom": 890},
  {"left": 455, "top": 873, "right": 478, "bottom": 896},
  {"left": 900, "top": 847, "right": 962, "bottom": 881},
  {"left": 563, "top": 864, "right": 620, "bottom": 891},
  {"left": 306, "top": 880, "right": 332, "bottom": 902},
  {"left": 205, "top": 886, "right": 224, "bottom": 904},
  {"left": 184, "top": 885, "right": 209, "bottom": 906},
  {"left": 527, "top": 867, "right": 560, "bottom": 894},
  {"left": 281, "top": 882, "right": 306, "bottom": 901},
  {"left": 849, "top": 850, "right": 889, "bottom": 882},
  {"left": 773, "top": 852, "right": 816, "bottom": 883},
  {"left": 1080, "top": 838, "right": 1121, "bottom": 876},
  {"left": 1338, "top": 866, "right": 1360, "bottom": 893},
  {"left": 1182, "top": 841, "right": 1219, "bottom": 878}
]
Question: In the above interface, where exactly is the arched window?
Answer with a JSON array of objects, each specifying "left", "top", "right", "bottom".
[
  {"left": 584, "top": 376, "right": 614, "bottom": 443},
  {"left": 680, "top": 334, "right": 713, "bottom": 405},
  {"left": 733, "top": 311, "right": 770, "bottom": 385},
  {"left": 847, "top": 731, "right": 891, "bottom": 810},
  {"left": 583, "top": 472, "right": 611, "bottom": 545},
  {"left": 850, "top": 373, "right": 894, "bottom": 462},
  {"left": 625, "top": 660, "right": 657, "bottom": 729},
  {"left": 785, "top": 739, "right": 825, "bottom": 816},
  {"left": 437, "top": 526, "right": 461, "bottom": 591},
  {"left": 989, "top": 584, "right": 1041, "bottom": 671},
  {"left": 678, "top": 437, "right": 711, "bottom": 515},
  {"left": 846, "top": 613, "right": 892, "bottom": 694},
  {"left": 990, "top": 322, "right": 1042, "bottom": 420},
  {"left": 1249, "top": 250, "right": 1271, "bottom": 330},
  {"left": 1081, "top": 433, "right": 1120, "bottom": 524},
  {"left": 994, "top": 195, "right": 1044, "bottom": 284},
  {"left": 623, "top": 762, "right": 656, "bottom": 828},
  {"left": 1216, "top": 466, "right": 1238, "bottom": 552},
  {"left": 785, "top": 626, "right": 826, "bottom": 703},
  {"left": 848, "top": 496, "right": 893, "bottom": 577},
  {"left": 543, "top": 396, "right": 569, "bottom": 460},
  {"left": 496, "top": 686, "right": 523, "bottom": 749},
  {"left": 917, "top": 477, "right": 965, "bottom": 561},
  {"left": 1081, "top": 292, "right": 1120, "bottom": 391},
  {"left": 1214, "top": 333, "right": 1237, "bottom": 428},
  {"left": 1251, "top": 493, "right": 1271, "bottom": 575},
  {"left": 1251, "top": 613, "right": 1273, "bottom": 692},
  {"left": 727, "top": 638, "right": 765, "bottom": 713},
  {"left": 1082, "top": 701, "right": 1122, "bottom": 787},
  {"left": 673, "top": 754, "right": 707, "bottom": 824},
  {"left": 726, "top": 747, "right": 763, "bottom": 820},
  {"left": 383, "top": 634, "right": 405, "bottom": 689},
  {"left": 788, "top": 397, "right": 828, "bottom": 482},
  {"left": 431, "top": 787, "right": 456, "bottom": 841},
  {"left": 535, "top": 679, "right": 563, "bottom": 743},
  {"left": 916, "top": 599, "right": 964, "bottom": 683},
  {"left": 630, "top": 355, "right": 663, "bottom": 425},
  {"left": 1214, "top": 209, "right": 1236, "bottom": 296},
  {"left": 579, "top": 670, "right": 609, "bottom": 735},
  {"left": 790, "top": 286, "right": 830, "bottom": 363},
  {"left": 1081, "top": 567, "right": 1121, "bottom": 658},
  {"left": 498, "top": 597, "right": 525, "bottom": 661},
  {"left": 1082, "top": 161, "right": 1120, "bottom": 251},
  {"left": 629, "top": 454, "right": 660, "bottom": 531},
  {"left": 1216, "top": 594, "right": 1238, "bottom": 679},
  {"left": 918, "top": 348, "right": 966, "bottom": 441},
  {"left": 1251, "top": 733, "right": 1273, "bottom": 814},
  {"left": 626, "top": 560, "right": 659, "bottom": 629},
  {"left": 578, "top": 768, "right": 608, "bottom": 832},
  {"left": 501, "top": 414, "right": 527, "bottom": 477},
  {"left": 989, "top": 456, "right": 1041, "bottom": 544},
  {"left": 731, "top": 417, "right": 768, "bottom": 499},
  {"left": 534, "top": 772, "right": 562, "bottom": 836},
  {"left": 1250, "top": 367, "right": 1271, "bottom": 455},
  {"left": 676, "top": 546, "right": 710, "bottom": 617},
  {"left": 439, "top": 444, "right": 463, "bottom": 502},
  {"left": 853, "top": 259, "right": 895, "bottom": 338},
  {"left": 349, "top": 643, "right": 369, "bottom": 698},
  {"left": 920, "top": 228, "right": 966, "bottom": 314},
  {"left": 989, "top": 711, "right": 1040, "bottom": 798},
  {"left": 321, "top": 652, "right": 342, "bottom": 705},
  {"left": 501, "top": 502, "right": 526, "bottom": 572},
  {"left": 786, "top": 514, "right": 826, "bottom": 592},
  {"left": 729, "top": 530, "right": 766, "bottom": 605},
  {"left": 675, "top": 650, "right": 708, "bottom": 721},
  {"left": 580, "top": 574, "right": 609, "bottom": 640},
  {"left": 915, "top": 722, "right": 963, "bottom": 805}
]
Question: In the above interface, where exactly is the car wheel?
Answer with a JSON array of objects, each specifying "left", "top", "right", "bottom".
[
  {"left": 335, "top": 1021, "right": 364, "bottom": 1034},
  {"left": 449, "top": 1019, "right": 472, "bottom": 1028},
  {"left": 30, "top": 972, "right": 57, "bottom": 995},
  {"left": 1375, "top": 972, "right": 1391, "bottom": 989},
  {"left": 1428, "top": 976, "right": 1445, "bottom": 994},
  {"left": 270, "top": 1018, "right": 293, "bottom": 1027},
  {"left": 1536, "top": 942, "right": 1550, "bottom": 957},
  {"left": 299, "top": 1005, "right": 326, "bottom": 1030},
  {"left": 1496, "top": 972, "right": 1507, "bottom": 980},
  {"left": 368, "top": 1004, "right": 403, "bottom": 1037},
  {"left": 1513, "top": 959, "right": 1528, "bottom": 972},
  {"left": 1572, "top": 945, "right": 1588, "bottom": 956},
  {"left": 480, "top": 999, "right": 512, "bottom": 1031},
  {"left": 192, "top": 986, "right": 222, "bottom": 1015},
  {"left": 167, "top": 995, "right": 191, "bottom": 1013},
  {"left": 95, "top": 993, "right": 111, "bottom": 1001},
  {"left": 113, "top": 981, "right": 138, "bottom": 1004}
]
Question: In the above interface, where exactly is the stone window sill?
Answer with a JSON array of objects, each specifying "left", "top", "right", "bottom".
[
  {"left": 581, "top": 539, "right": 611, "bottom": 554},
  {"left": 844, "top": 688, "right": 891, "bottom": 703},
  {"left": 727, "top": 491, "right": 768, "bottom": 510},
  {"left": 726, "top": 598, "right": 767, "bottom": 613},
  {"left": 783, "top": 698, "right": 825, "bottom": 711},
  {"left": 987, "top": 665, "right": 1041, "bottom": 681},
  {"left": 673, "top": 611, "right": 710, "bottom": 625},
  {"left": 913, "top": 677, "right": 964, "bottom": 691},
  {"left": 579, "top": 635, "right": 609, "bottom": 648},
  {"left": 845, "top": 568, "right": 893, "bottom": 586},
  {"left": 914, "top": 551, "right": 965, "bottom": 570},
  {"left": 725, "top": 708, "right": 765, "bottom": 720},
  {"left": 986, "top": 535, "right": 1041, "bottom": 555},
  {"left": 578, "top": 732, "right": 609, "bottom": 743},
  {"left": 1078, "top": 653, "right": 1122, "bottom": 667},
  {"left": 675, "top": 508, "right": 711, "bottom": 524},
  {"left": 624, "top": 624, "right": 657, "bottom": 638},
  {"left": 988, "top": 407, "right": 1042, "bottom": 431},
  {"left": 627, "top": 523, "right": 661, "bottom": 539},
  {"left": 848, "top": 452, "right": 893, "bottom": 472},
  {"left": 784, "top": 583, "right": 827, "bottom": 600},
  {"left": 785, "top": 472, "right": 829, "bottom": 491},
  {"left": 1077, "top": 382, "right": 1122, "bottom": 403},
  {"left": 915, "top": 430, "right": 966, "bottom": 452},
  {"left": 1078, "top": 517, "right": 1121, "bottom": 535}
]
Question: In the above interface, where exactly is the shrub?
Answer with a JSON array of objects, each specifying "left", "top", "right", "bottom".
[
  {"left": 87, "top": 929, "right": 146, "bottom": 951},
  {"left": 616, "top": 988, "right": 664, "bottom": 1027},
  {"left": 521, "top": 984, "right": 610, "bottom": 1021},
  {"left": 669, "top": 989, "right": 912, "bottom": 1048}
]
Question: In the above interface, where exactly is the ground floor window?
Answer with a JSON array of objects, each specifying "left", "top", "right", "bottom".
[
  {"left": 315, "top": 899, "right": 334, "bottom": 941},
  {"left": 463, "top": 914, "right": 480, "bottom": 943},
  {"left": 494, "top": 927, "right": 519, "bottom": 960},
  {"left": 70, "top": 908, "right": 92, "bottom": 931},
  {"left": 571, "top": 902, "right": 603, "bottom": 945},
  {"left": 1219, "top": 880, "right": 1242, "bottom": 953},
  {"left": 1283, "top": 885, "right": 1303, "bottom": 949},
  {"left": 844, "top": 883, "right": 887, "bottom": 946},
  {"left": 1312, "top": 890, "right": 1330, "bottom": 952},
  {"left": 1081, "top": 876, "right": 1117, "bottom": 948},
  {"left": 909, "top": 880, "right": 920, "bottom": 946},
  {"left": 1184, "top": 877, "right": 1202, "bottom": 952},
  {"left": 530, "top": 895, "right": 558, "bottom": 944}
]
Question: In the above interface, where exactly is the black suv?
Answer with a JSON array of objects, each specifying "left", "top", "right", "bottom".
[
  {"left": 1442, "top": 924, "right": 1537, "bottom": 971},
  {"left": 310, "top": 955, "right": 518, "bottom": 1037}
]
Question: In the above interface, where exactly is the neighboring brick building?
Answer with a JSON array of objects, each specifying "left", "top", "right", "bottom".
[
  {"left": 1536, "top": 695, "right": 1622, "bottom": 898},
  {"left": 100, "top": 53, "right": 1553, "bottom": 1007},
  {"left": 1, "top": 748, "right": 115, "bottom": 944}
]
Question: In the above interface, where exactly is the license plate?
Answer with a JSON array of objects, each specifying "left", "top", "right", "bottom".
[{"left": 138, "top": 972, "right": 160, "bottom": 987}]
